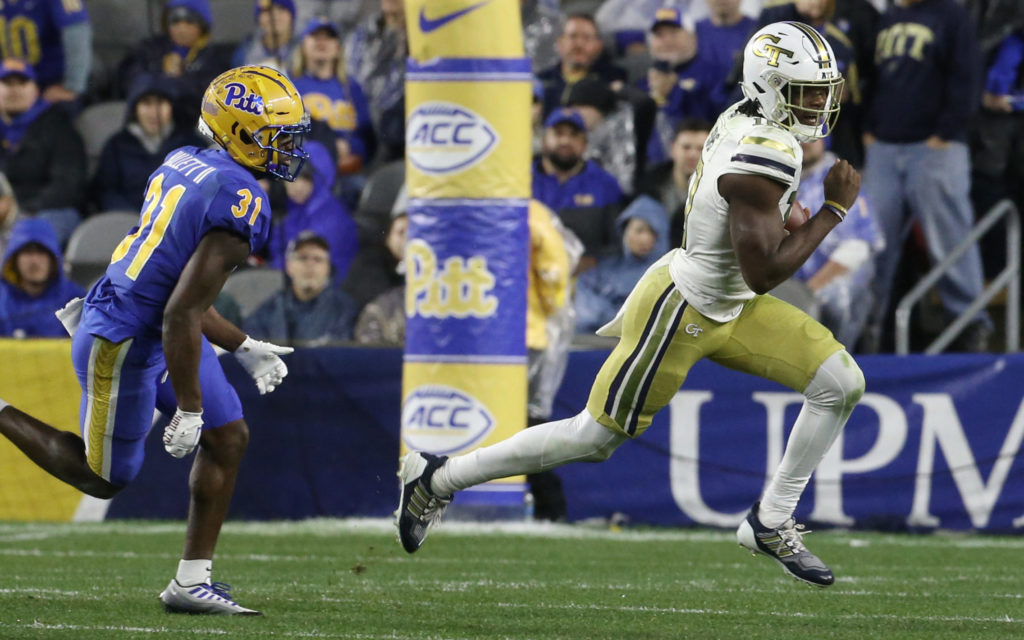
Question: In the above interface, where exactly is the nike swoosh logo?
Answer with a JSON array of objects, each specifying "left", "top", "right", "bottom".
[{"left": 419, "top": 0, "right": 491, "bottom": 33}]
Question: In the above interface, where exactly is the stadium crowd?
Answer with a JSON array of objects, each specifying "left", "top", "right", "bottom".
[{"left": 0, "top": 0, "right": 1022, "bottom": 353}]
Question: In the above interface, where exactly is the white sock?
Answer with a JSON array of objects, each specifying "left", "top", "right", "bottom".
[
  {"left": 758, "top": 350, "right": 865, "bottom": 528},
  {"left": 176, "top": 559, "right": 212, "bottom": 586},
  {"left": 431, "top": 409, "right": 626, "bottom": 495}
]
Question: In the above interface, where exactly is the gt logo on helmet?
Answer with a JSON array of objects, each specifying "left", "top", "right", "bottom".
[
  {"left": 223, "top": 82, "right": 265, "bottom": 115},
  {"left": 751, "top": 34, "right": 794, "bottom": 68}
]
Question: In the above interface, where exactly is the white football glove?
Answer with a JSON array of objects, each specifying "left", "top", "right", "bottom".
[
  {"left": 233, "top": 336, "right": 294, "bottom": 395},
  {"left": 164, "top": 408, "right": 203, "bottom": 459}
]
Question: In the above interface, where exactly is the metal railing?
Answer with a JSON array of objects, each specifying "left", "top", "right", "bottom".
[{"left": 895, "top": 199, "right": 1020, "bottom": 355}]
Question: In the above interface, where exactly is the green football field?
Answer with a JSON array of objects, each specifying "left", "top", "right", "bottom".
[{"left": 0, "top": 519, "right": 1022, "bottom": 640}]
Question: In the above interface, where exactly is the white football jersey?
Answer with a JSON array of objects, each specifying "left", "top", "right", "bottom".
[{"left": 669, "top": 102, "right": 803, "bottom": 322}]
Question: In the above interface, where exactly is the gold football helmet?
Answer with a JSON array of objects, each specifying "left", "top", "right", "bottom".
[{"left": 199, "top": 65, "right": 311, "bottom": 180}]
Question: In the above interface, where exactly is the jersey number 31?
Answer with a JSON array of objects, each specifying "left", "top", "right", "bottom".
[{"left": 111, "top": 174, "right": 261, "bottom": 281}]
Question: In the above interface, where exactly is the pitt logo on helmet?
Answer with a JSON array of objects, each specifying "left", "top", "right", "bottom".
[
  {"left": 223, "top": 82, "right": 265, "bottom": 115},
  {"left": 751, "top": 34, "right": 794, "bottom": 68}
]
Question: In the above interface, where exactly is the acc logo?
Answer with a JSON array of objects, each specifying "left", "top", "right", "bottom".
[
  {"left": 223, "top": 82, "right": 265, "bottom": 115},
  {"left": 406, "top": 102, "right": 499, "bottom": 175},
  {"left": 402, "top": 385, "right": 496, "bottom": 454}
]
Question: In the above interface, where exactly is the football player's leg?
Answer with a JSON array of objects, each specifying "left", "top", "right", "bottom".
[
  {"left": 155, "top": 338, "right": 247, "bottom": 562},
  {"left": 0, "top": 332, "right": 158, "bottom": 497},
  {"left": 155, "top": 339, "right": 258, "bottom": 614},
  {"left": 711, "top": 295, "right": 864, "bottom": 527},
  {"left": 431, "top": 266, "right": 716, "bottom": 496}
]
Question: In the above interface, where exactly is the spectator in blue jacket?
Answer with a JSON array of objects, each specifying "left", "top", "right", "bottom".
[
  {"left": 0, "top": 0, "right": 91, "bottom": 103},
  {"left": 863, "top": 0, "right": 991, "bottom": 352},
  {"left": 971, "top": 29, "right": 1024, "bottom": 227},
  {"left": 639, "top": 8, "right": 721, "bottom": 164},
  {"left": 0, "top": 218, "right": 83, "bottom": 338},
  {"left": 291, "top": 17, "right": 375, "bottom": 189},
  {"left": 266, "top": 140, "right": 359, "bottom": 280},
  {"left": 532, "top": 108, "right": 623, "bottom": 266},
  {"left": 93, "top": 74, "right": 204, "bottom": 213},
  {"left": 791, "top": 138, "right": 884, "bottom": 349},
  {"left": 244, "top": 231, "right": 359, "bottom": 345},
  {"left": 574, "top": 195, "right": 669, "bottom": 333},
  {"left": 117, "top": 0, "right": 231, "bottom": 126}
]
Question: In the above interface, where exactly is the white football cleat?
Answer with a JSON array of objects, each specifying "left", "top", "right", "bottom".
[{"left": 159, "top": 579, "right": 262, "bottom": 615}]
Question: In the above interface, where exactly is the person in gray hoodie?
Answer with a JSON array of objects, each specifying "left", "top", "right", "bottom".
[{"left": 574, "top": 195, "right": 669, "bottom": 333}]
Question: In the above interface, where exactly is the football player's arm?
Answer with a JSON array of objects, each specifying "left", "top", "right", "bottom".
[
  {"left": 723, "top": 161, "right": 859, "bottom": 294},
  {"left": 201, "top": 306, "right": 246, "bottom": 352},
  {"left": 163, "top": 230, "right": 250, "bottom": 412}
]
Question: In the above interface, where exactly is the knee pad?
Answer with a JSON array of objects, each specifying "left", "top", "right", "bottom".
[
  {"left": 806, "top": 350, "right": 865, "bottom": 412},
  {"left": 570, "top": 410, "right": 626, "bottom": 462}
]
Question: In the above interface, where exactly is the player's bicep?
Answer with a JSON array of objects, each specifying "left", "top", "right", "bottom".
[
  {"left": 166, "top": 230, "right": 250, "bottom": 318},
  {"left": 720, "top": 173, "right": 788, "bottom": 279}
]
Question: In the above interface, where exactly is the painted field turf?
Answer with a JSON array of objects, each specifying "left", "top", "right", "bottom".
[{"left": 0, "top": 519, "right": 1021, "bottom": 639}]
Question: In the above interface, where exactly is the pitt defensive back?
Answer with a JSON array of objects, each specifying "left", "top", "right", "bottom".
[
  {"left": 396, "top": 22, "right": 865, "bottom": 588},
  {"left": 0, "top": 65, "right": 310, "bottom": 615}
]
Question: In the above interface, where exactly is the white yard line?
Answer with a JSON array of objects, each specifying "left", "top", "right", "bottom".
[
  {"left": 0, "top": 622, "right": 475, "bottom": 640},
  {"left": 4, "top": 518, "right": 1024, "bottom": 550}
]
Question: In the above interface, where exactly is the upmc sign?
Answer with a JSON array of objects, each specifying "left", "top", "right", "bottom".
[{"left": 557, "top": 353, "right": 1024, "bottom": 532}]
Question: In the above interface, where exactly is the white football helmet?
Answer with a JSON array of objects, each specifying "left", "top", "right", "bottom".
[{"left": 740, "top": 21, "right": 844, "bottom": 141}]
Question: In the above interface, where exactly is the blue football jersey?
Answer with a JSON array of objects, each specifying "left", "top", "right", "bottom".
[
  {"left": 1, "top": 0, "right": 89, "bottom": 87},
  {"left": 82, "top": 146, "right": 270, "bottom": 342}
]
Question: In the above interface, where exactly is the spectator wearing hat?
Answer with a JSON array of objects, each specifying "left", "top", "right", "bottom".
[
  {"left": 594, "top": 0, "right": 681, "bottom": 57},
  {"left": 244, "top": 231, "right": 359, "bottom": 345},
  {"left": 537, "top": 13, "right": 627, "bottom": 118},
  {"left": 0, "top": 218, "right": 84, "bottom": 338},
  {"left": 294, "top": 0, "right": 376, "bottom": 44},
  {"left": 0, "top": 0, "right": 91, "bottom": 103},
  {"left": 639, "top": 7, "right": 721, "bottom": 164},
  {"left": 0, "top": 172, "right": 19, "bottom": 259},
  {"left": 0, "top": 59, "right": 87, "bottom": 247},
  {"left": 522, "top": 0, "right": 566, "bottom": 74},
  {"left": 118, "top": 0, "right": 231, "bottom": 126},
  {"left": 292, "top": 17, "right": 375, "bottom": 183},
  {"left": 345, "top": 0, "right": 407, "bottom": 162},
  {"left": 565, "top": 77, "right": 640, "bottom": 194},
  {"left": 233, "top": 0, "right": 298, "bottom": 71},
  {"left": 532, "top": 108, "right": 623, "bottom": 267},
  {"left": 93, "top": 73, "right": 205, "bottom": 213},
  {"left": 266, "top": 140, "right": 359, "bottom": 280}
]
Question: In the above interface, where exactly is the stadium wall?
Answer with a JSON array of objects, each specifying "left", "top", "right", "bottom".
[{"left": 2, "top": 340, "right": 1024, "bottom": 532}]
